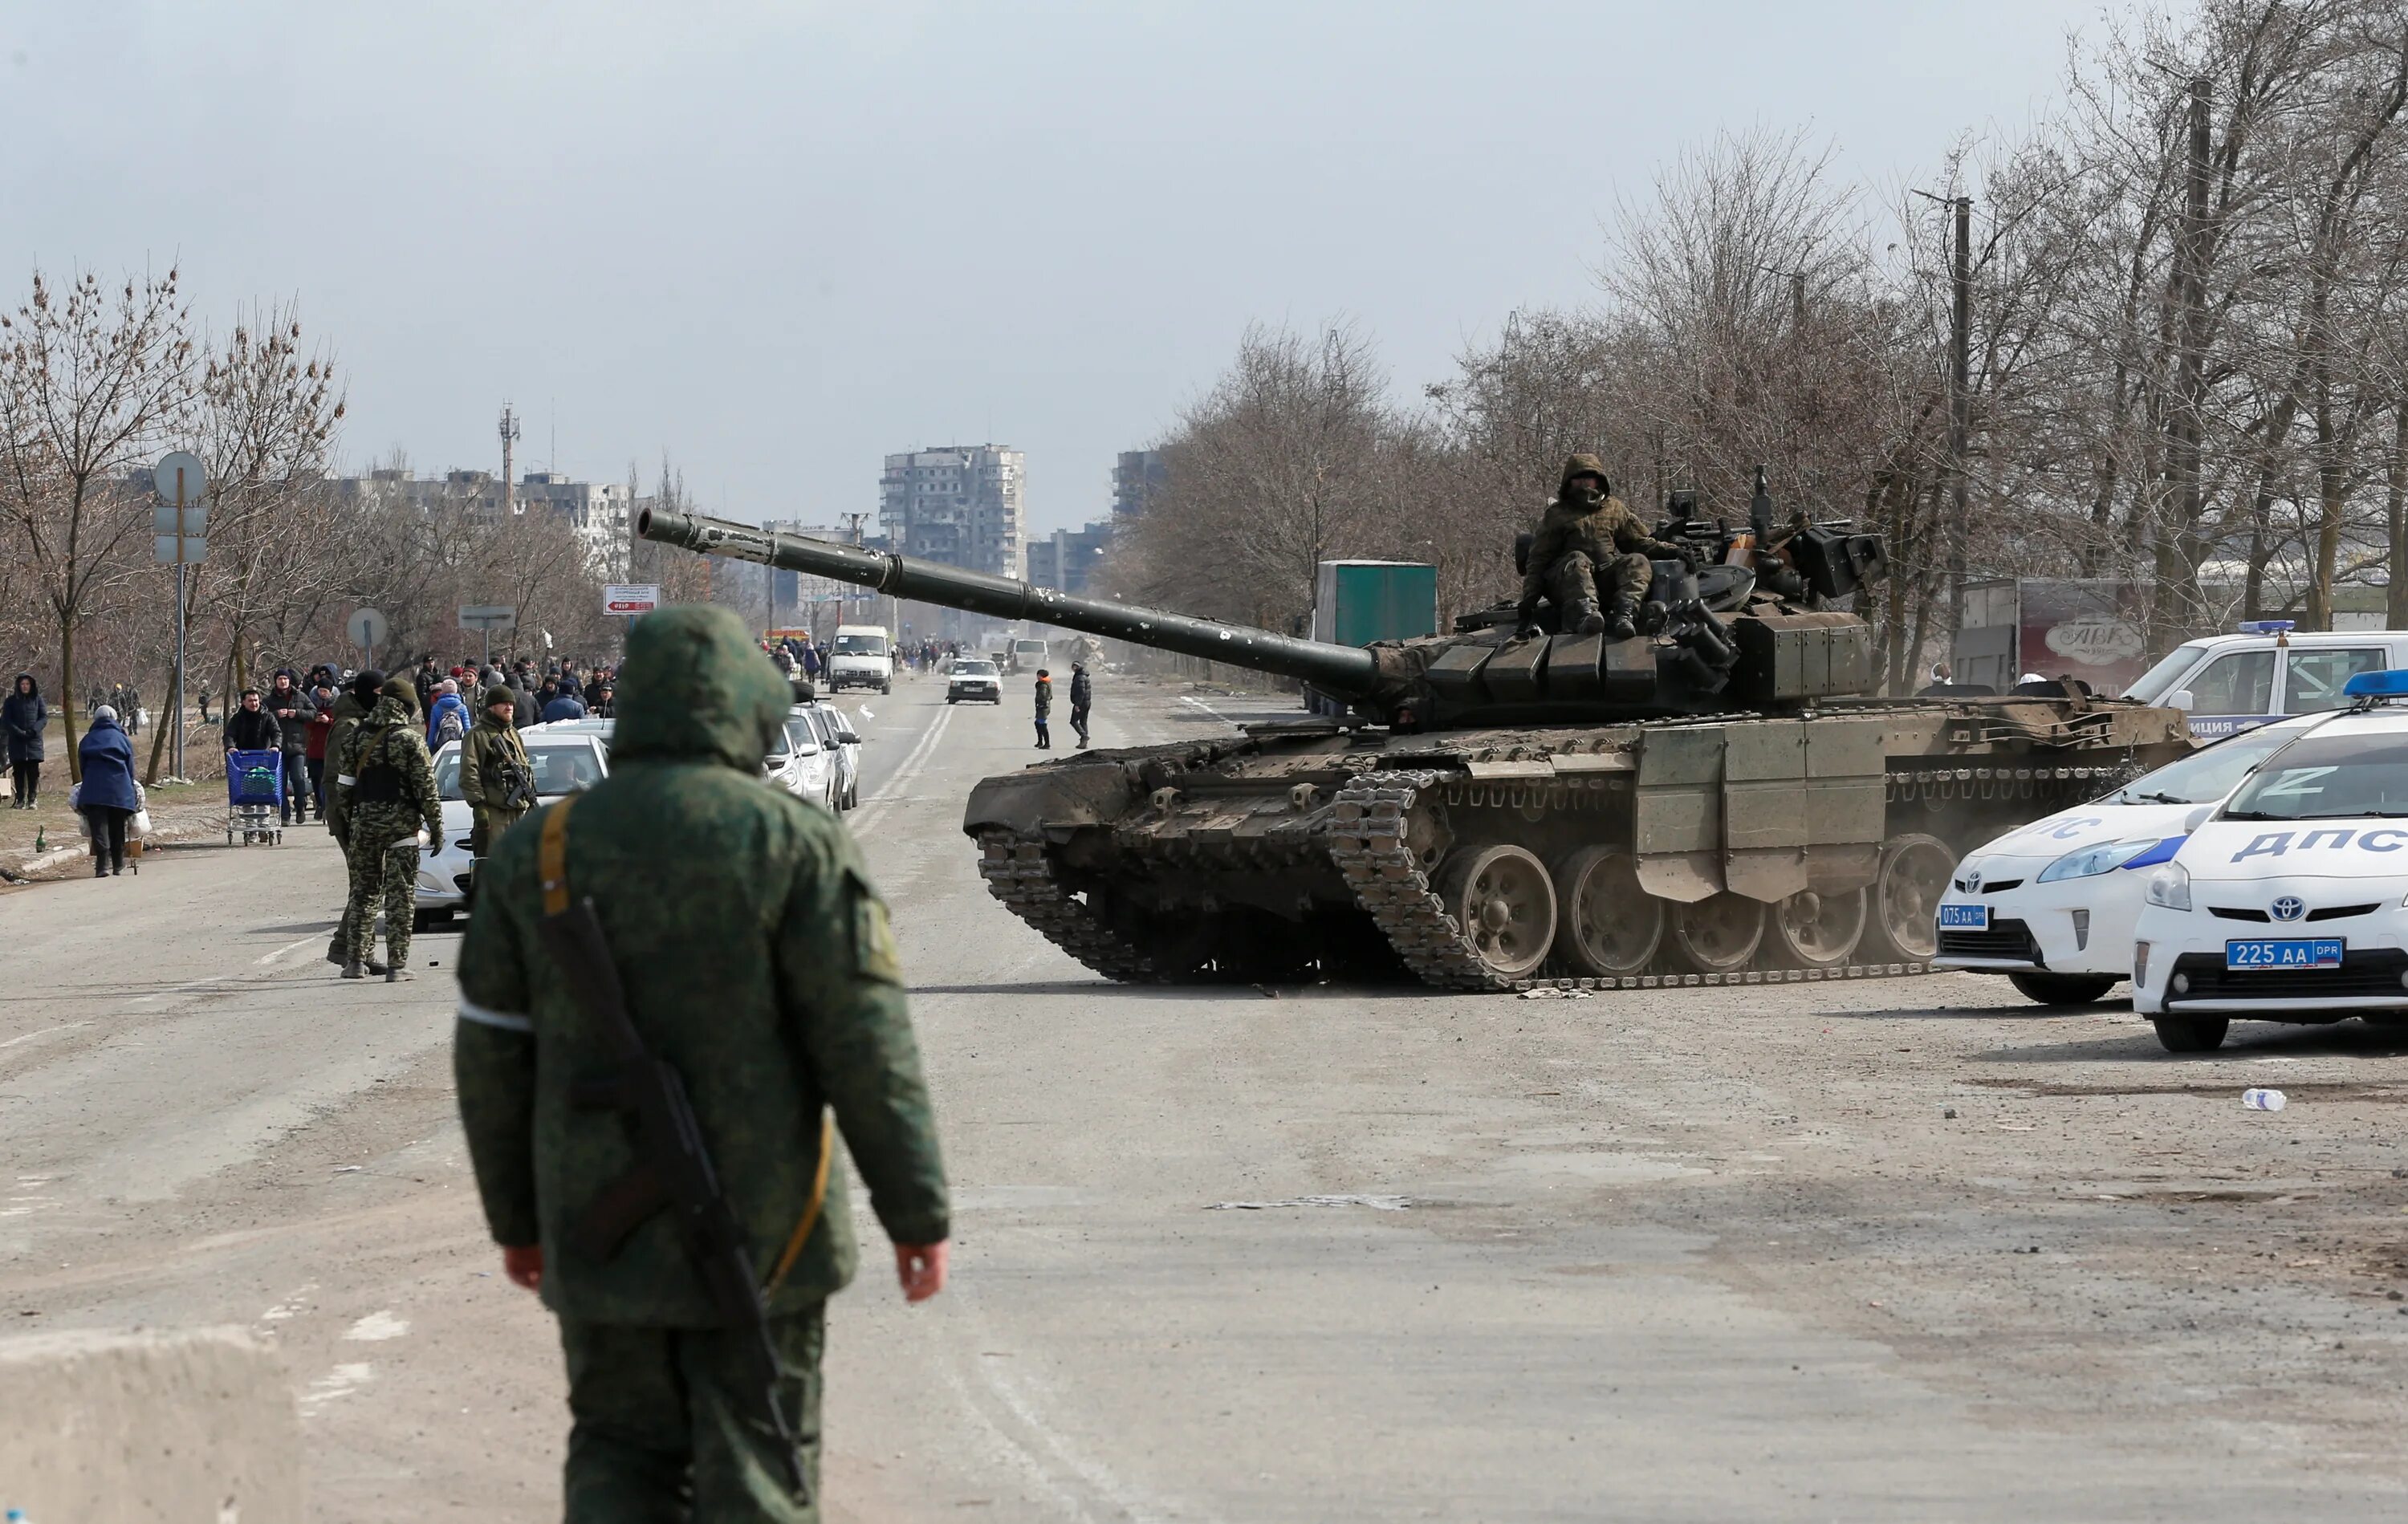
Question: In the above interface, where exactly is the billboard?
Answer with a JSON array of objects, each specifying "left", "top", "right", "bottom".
[{"left": 604, "top": 583, "right": 661, "bottom": 617}]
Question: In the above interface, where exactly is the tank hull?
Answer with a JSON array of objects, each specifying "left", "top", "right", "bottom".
[{"left": 965, "top": 696, "right": 2194, "bottom": 990}]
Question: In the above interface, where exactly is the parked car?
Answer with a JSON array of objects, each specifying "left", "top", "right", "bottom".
[
  {"left": 2133, "top": 671, "right": 2408, "bottom": 1051},
  {"left": 1933, "top": 714, "right": 2322, "bottom": 1003},
  {"left": 813, "top": 700, "right": 861, "bottom": 809},
  {"left": 415, "top": 725, "right": 612, "bottom": 927},
  {"left": 948, "top": 657, "right": 1003, "bottom": 704},
  {"left": 2119, "top": 624, "right": 2408, "bottom": 739},
  {"left": 828, "top": 624, "right": 893, "bottom": 693},
  {"left": 767, "top": 709, "right": 839, "bottom": 811}
]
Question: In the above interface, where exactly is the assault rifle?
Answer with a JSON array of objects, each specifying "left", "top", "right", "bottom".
[{"left": 540, "top": 897, "right": 807, "bottom": 1498}]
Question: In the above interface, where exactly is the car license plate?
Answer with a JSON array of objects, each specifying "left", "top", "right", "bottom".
[
  {"left": 2224, "top": 937, "right": 2344, "bottom": 971},
  {"left": 1937, "top": 903, "right": 1989, "bottom": 931}
]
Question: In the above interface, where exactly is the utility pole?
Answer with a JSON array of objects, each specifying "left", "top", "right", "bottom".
[
  {"left": 1914, "top": 190, "right": 1975, "bottom": 638},
  {"left": 2174, "top": 75, "right": 2211, "bottom": 629},
  {"left": 498, "top": 404, "right": 520, "bottom": 516}
]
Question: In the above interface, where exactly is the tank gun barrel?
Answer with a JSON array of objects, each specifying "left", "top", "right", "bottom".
[{"left": 637, "top": 508, "right": 1384, "bottom": 697}]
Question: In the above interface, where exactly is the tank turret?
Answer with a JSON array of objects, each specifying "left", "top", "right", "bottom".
[{"left": 637, "top": 506, "right": 1889, "bottom": 729}]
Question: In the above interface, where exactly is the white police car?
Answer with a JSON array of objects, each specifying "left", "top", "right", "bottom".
[
  {"left": 1934, "top": 713, "right": 2321, "bottom": 1004},
  {"left": 2133, "top": 669, "right": 2408, "bottom": 1051}
]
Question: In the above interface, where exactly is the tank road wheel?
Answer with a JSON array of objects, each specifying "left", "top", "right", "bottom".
[
  {"left": 1666, "top": 892, "right": 1765, "bottom": 975},
  {"left": 1768, "top": 887, "right": 1868, "bottom": 969},
  {"left": 1554, "top": 847, "right": 1662, "bottom": 977},
  {"left": 1865, "top": 833, "right": 1956, "bottom": 962},
  {"left": 1438, "top": 844, "right": 1557, "bottom": 980}
]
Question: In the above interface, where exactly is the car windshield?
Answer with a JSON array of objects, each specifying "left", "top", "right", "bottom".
[
  {"left": 2121, "top": 644, "right": 2207, "bottom": 704},
  {"left": 2103, "top": 721, "right": 2312, "bottom": 805},
  {"left": 783, "top": 717, "right": 821, "bottom": 754},
  {"left": 955, "top": 660, "right": 997, "bottom": 676},
  {"left": 834, "top": 633, "right": 887, "bottom": 656},
  {"left": 2221, "top": 733, "right": 2408, "bottom": 820},
  {"left": 433, "top": 742, "right": 600, "bottom": 801}
]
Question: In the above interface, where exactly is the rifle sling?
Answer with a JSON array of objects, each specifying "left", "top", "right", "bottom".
[{"left": 540, "top": 793, "right": 836, "bottom": 1298}]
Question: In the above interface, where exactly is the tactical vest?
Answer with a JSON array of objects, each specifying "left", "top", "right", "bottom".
[{"left": 353, "top": 726, "right": 405, "bottom": 803}]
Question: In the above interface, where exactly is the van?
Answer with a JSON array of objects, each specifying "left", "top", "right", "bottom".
[
  {"left": 1010, "top": 637, "right": 1048, "bottom": 675},
  {"left": 828, "top": 624, "right": 894, "bottom": 693},
  {"left": 2120, "top": 624, "right": 2408, "bottom": 738}
]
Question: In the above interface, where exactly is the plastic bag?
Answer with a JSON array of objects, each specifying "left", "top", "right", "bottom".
[
  {"left": 128, "top": 807, "right": 153, "bottom": 839},
  {"left": 67, "top": 781, "right": 82, "bottom": 810}
]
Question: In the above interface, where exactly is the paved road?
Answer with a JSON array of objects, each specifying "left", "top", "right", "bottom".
[{"left": 1, "top": 674, "right": 2403, "bottom": 1519}]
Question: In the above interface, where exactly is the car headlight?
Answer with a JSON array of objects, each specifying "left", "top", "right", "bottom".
[
  {"left": 2038, "top": 839, "right": 2163, "bottom": 883},
  {"left": 2144, "top": 862, "right": 2192, "bottom": 911}
]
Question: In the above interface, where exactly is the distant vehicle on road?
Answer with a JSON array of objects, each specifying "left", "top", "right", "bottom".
[
  {"left": 767, "top": 709, "right": 840, "bottom": 811},
  {"left": 828, "top": 624, "right": 894, "bottom": 693},
  {"left": 1934, "top": 714, "right": 2321, "bottom": 1005},
  {"left": 1007, "top": 637, "right": 1048, "bottom": 675},
  {"left": 2120, "top": 625, "right": 2408, "bottom": 739},
  {"left": 948, "top": 657, "right": 1003, "bottom": 705}
]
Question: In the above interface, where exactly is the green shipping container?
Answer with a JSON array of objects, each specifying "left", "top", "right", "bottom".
[{"left": 1313, "top": 560, "right": 1438, "bottom": 647}]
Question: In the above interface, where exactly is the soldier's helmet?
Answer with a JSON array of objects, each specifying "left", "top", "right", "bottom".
[{"left": 1558, "top": 453, "right": 1611, "bottom": 498}]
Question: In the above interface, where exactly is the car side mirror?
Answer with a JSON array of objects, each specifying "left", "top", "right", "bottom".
[
  {"left": 2167, "top": 689, "right": 2195, "bottom": 713},
  {"left": 2182, "top": 804, "right": 2214, "bottom": 833}
]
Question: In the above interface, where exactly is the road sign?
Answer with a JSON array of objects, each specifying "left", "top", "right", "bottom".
[
  {"left": 458, "top": 604, "right": 519, "bottom": 632},
  {"left": 153, "top": 535, "right": 206, "bottom": 564},
  {"left": 153, "top": 450, "right": 207, "bottom": 506},
  {"left": 348, "top": 607, "right": 389, "bottom": 650},
  {"left": 603, "top": 583, "right": 661, "bottom": 616},
  {"left": 153, "top": 501, "right": 211, "bottom": 536}
]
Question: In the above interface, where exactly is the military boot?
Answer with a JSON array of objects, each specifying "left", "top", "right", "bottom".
[
  {"left": 1604, "top": 595, "right": 1639, "bottom": 641},
  {"left": 341, "top": 958, "right": 365, "bottom": 980},
  {"left": 1566, "top": 599, "right": 1607, "bottom": 636},
  {"left": 385, "top": 959, "right": 411, "bottom": 984}
]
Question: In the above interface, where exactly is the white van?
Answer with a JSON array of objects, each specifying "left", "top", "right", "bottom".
[
  {"left": 1010, "top": 637, "right": 1049, "bottom": 675},
  {"left": 828, "top": 624, "right": 894, "bottom": 693},
  {"left": 2121, "top": 623, "right": 2408, "bottom": 739}
]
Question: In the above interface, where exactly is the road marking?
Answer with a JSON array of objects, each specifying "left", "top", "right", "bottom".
[
  {"left": 851, "top": 701, "right": 956, "bottom": 838},
  {"left": 343, "top": 1310, "right": 409, "bottom": 1342},
  {"left": 0, "top": 1022, "right": 87, "bottom": 1051},
  {"left": 258, "top": 1282, "right": 318, "bottom": 1326},
  {"left": 255, "top": 934, "right": 320, "bottom": 966},
  {"left": 299, "top": 1361, "right": 373, "bottom": 1413}
]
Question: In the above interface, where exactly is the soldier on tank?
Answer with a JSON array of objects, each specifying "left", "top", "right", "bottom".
[
  {"left": 335, "top": 676, "right": 441, "bottom": 982},
  {"left": 1515, "top": 453, "right": 1693, "bottom": 640},
  {"left": 453, "top": 604, "right": 950, "bottom": 1518}
]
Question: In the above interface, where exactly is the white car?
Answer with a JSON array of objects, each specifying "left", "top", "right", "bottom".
[
  {"left": 947, "top": 657, "right": 1003, "bottom": 704},
  {"left": 415, "top": 725, "right": 612, "bottom": 927},
  {"left": 1934, "top": 715, "right": 2322, "bottom": 1004},
  {"left": 767, "top": 711, "right": 839, "bottom": 811},
  {"left": 2120, "top": 624, "right": 2408, "bottom": 739},
  {"left": 2133, "top": 673, "right": 2408, "bottom": 1051},
  {"left": 812, "top": 700, "right": 862, "bottom": 809}
]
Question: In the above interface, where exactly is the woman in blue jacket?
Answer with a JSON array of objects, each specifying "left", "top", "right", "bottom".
[{"left": 75, "top": 705, "right": 140, "bottom": 877}]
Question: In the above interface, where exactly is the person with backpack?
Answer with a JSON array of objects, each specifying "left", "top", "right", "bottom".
[
  {"left": 336, "top": 677, "right": 441, "bottom": 981},
  {"left": 426, "top": 679, "right": 471, "bottom": 751}
]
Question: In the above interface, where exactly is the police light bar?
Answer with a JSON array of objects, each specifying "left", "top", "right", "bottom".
[
  {"left": 2237, "top": 620, "right": 2296, "bottom": 634},
  {"left": 2341, "top": 669, "right": 2408, "bottom": 699}
]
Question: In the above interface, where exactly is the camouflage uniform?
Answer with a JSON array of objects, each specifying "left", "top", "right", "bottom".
[
  {"left": 1517, "top": 453, "right": 1687, "bottom": 637},
  {"left": 321, "top": 687, "right": 372, "bottom": 967},
  {"left": 453, "top": 604, "right": 949, "bottom": 1521},
  {"left": 458, "top": 690, "right": 532, "bottom": 857},
  {"left": 336, "top": 682, "right": 441, "bottom": 974}
]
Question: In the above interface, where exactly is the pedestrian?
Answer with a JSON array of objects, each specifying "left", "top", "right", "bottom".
[
  {"left": 1068, "top": 660, "right": 1092, "bottom": 748},
  {"left": 427, "top": 679, "right": 471, "bottom": 750},
  {"left": 197, "top": 683, "right": 213, "bottom": 725},
  {"left": 334, "top": 676, "right": 439, "bottom": 982},
  {"left": 542, "top": 683, "right": 588, "bottom": 724},
  {"left": 323, "top": 671, "right": 386, "bottom": 976},
  {"left": 267, "top": 669, "right": 312, "bottom": 823},
  {"left": 305, "top": 682, "right": 336, "bottom": 819},
  {"left": 593, "top": 681, "right": 614, "bottom": 717},
  {"left": 453, "top": 603, "right": 949, "bottom": 1516},
  {"left": 1032, "top": 667, "right": 1053, "bottom": 749},
  {"left": 458, "top": 685, "right": 533, "bottom": 860},
  {"left": 75, "top": 705, "right": 140, "bottom": 878},
  {"left": 222, "top": 687, "right": 281, "bottom": 754},
  {"left": 5, "top": 673, "right": 47, "bottom": 809}
]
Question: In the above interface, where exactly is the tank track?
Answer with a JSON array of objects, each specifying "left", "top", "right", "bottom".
[{"left": 974, "top": 827, "right": 1168, "bottom": 982}]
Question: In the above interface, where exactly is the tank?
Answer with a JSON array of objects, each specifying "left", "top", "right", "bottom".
[{"left": 637, "top": 501, "right": 2193, "bottom": 991}]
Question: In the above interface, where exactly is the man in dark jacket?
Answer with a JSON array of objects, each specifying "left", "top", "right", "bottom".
[
  {"left": 454, "top": 604, "right": 949, "bottom": 1515},
  {"left": 266, "top": 669, "right": 313, "bottom": 824},
  {"left": 1515, "top": 453, "right": 1692, "bottom": 640},
  {"left": 4, "top": 673, "right": 46, "bottom": 808},
  {"left": 1068, "top": 661, "right": 1093, "bottom": 748},
  {"left": 541, "top": 685, "right": 588, "bottom": 723},
  {"left": 222, "top": 688, "right": 281, "bottom": 753}
]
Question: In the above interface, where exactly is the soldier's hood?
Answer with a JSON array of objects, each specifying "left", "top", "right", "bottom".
[
  {"left": 610, "top": 604, "right": 788, "bottom": 773},
  {"left": 1557, "top": 453, "right": 1611, "bottom": 501},
  {"left": 329, "top": 693, "right": 368, "bottom": 721},
  {"left": 365, "top": 693, "right": 416, "bottom": 729}
]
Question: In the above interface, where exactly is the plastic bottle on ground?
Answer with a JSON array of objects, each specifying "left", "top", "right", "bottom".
[{"left": 2242, "top": 1087, "right": 2287, "bottom": 1112}]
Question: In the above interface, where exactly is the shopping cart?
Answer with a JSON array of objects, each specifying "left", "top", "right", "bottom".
[{"left": 226, "top": 749, "right": 284, "bottom": 845}]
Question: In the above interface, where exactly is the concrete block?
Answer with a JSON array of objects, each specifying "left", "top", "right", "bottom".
[{"left": 0, "top": 1327, "right": 298, "bottom": 1523}]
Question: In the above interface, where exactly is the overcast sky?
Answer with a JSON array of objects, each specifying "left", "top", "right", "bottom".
[{"left": 0, "top": 1, "right": 2117, "bottom": 534}]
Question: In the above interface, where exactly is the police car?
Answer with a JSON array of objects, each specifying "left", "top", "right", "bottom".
[
  {"left": 2132, "top": 669, "right": 2408, "bottom": 1051},
  {"left": 1934, "top": 713, "right": 2321, "bottom": 1003},
  {"left": 2121, "top": 620, "right": 2408, "bottom": 739}
]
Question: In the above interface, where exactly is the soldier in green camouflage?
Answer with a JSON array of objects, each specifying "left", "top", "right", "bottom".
[
  {"left": 334, "top": 676, "right": 441, "bottom": 982},
  {"left": 1516, "top": 453, "right": 1693, "bottom": 640},
  {"left": 322, "top": 671, "right": 384, "bottom": 974},
  {"left": 458, "top": 684, "right": 533, "bottom": 856},
  {"left": 452, "top": 604, "right": 950, "bottom": 1521}
]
